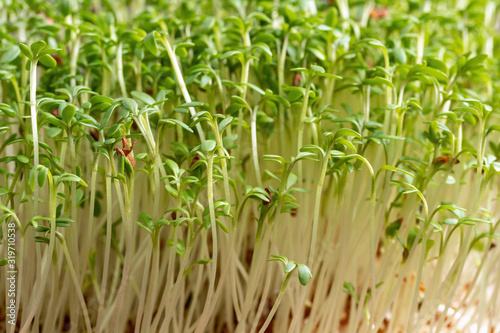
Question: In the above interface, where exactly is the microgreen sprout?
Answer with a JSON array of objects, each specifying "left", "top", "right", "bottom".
[{"left": 1, "top": 1, "right": 500, "bottom": 333}]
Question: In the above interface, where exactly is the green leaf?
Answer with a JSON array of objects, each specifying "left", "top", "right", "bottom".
[
  {"left": 159, "top": 118, "right": 194, "bottom": 133},
  {"left": 393, "top": 48, "right": 407, "bottom": 64},
  {"left": 0, "top": 187, "right": 10, "bottom": 196},
  {"left": 0, "top": 258, "right": 8, "bottom": 266},
  {"left": 297, "top": 264, "right": 312, "bottom": 286},
  {"left": 311, "top": 64, "right": 325, "bottom": 73},
  {"left": 155, "top": 219, "right": 170, "bottom": 227},
  {"left": 463, "top": 54, "right": 487, "bottom": 72},
  {"left": 61, "top": 104, "right": 76, "bottom": 123},
  {"left": 167, "top": 238, "right": 186, "bottom": 257},
  {"left": 335, "top": 139, "right": 356, "bottom": 152},
  {"left": 131, "top": 91, "right": 157, "bottom": 105},
  {"left": 37, "top": 167, "right": 47, "bottom": 188},
  {"left": 17, "top": 155, "right": 30, "bottom": 164},
  {"left": 60, "top": 0, "right": 72, "bottom": 16},
  {"left": 144, "top": 31, "right": 159, "bottom": 55},
  {"left": 419, "top": 67, "right": 447, "bottom": 82},
  {"left": 343, "top": 282, "right": 359, "bottom": 303},
  {"left": 99, "top": 104, "right": 119, "bottom": 129},
  {"left": 218, "top": 116, "right": 233, "bottom": 133},
  {"left": 193, "top": 258, "right": 212, "bottom": 265},
  {"left": 386, "top": 220, "right": 402, "bottom": 237},
  {"left": 486, "top": 125, "right": 500, "bottom": 136},
  {"left": 45, "top": 126, "right": 62, "bottom": 138},
  {"left": 201, "top": 140, "right": 216, "bottom": 152},
  {"left": 318, "top": 72, "right": 342, "bottom": 79},
  {"left": 165, "top": 159, "right": 179, "bottom": 175},
  {"left": 363, "top": 77, "right": 394, "bottom": 89},
  {"left": 139, "top": 212, "right": 153, "bottom": 228},
  {"left": 378, "top": 165, "right": 415, "bottom": 178},
  {"left": 334, "top": 128, "right": 361, "bottom": 140},
  {"left": 453, "top": 106, "right": 480, "bottom": 119},
  {"left": 1, "top": 46, "right": 21, "bottom": 63},
  {"left": 284, "top": 261, "right": 297, "bottom": 273},
  {"left": 216, "top": 219, "right": 228, "bottom": 233},
  {"left": 90, "top": 95, "right": 114, "bottom": 105},
  {"left": 39, "top": 48, "right": 62, "bottom": 56},
  {"left": 122, "top": 98, "right": 138, "bottom": 113},
  {"left": 38, "top": 54, "right": 57, "bottom": 68},
  {"left": 241, "top": 82, "right": 265, "bottom": 95},
  {"left": 30, "top": 40, "right": 47, "bottom": 57},
  {"left": 35, "top": 236, "right": 50, "bottom": 244},
  {"left": 180, "top": 101, "right": 204, "bottom": 108},
  {"left": 58, "top": 174, "right": 88, "bottom": 187},
  {"left": 19, "top": 43, "right": 33, "bottom": 60}
]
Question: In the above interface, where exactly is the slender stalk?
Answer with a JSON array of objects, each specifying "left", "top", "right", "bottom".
[
  {"left": 95, "top": 157, "right": 114, "bottom": 333},
  {"left": 110, "top": 158, "right": 134, "bottom": 332},
  {"left": 258, "top": 272, "right": 292, "bottom": 333},
  {"left": 140, "top": 232, "right": 160, "bottom": 332},
  {"left": 278, "top": 32, "right": 289, "bottom": 154},
  {"left": 117, "top": 41, "right": 128, "bottom": 97},
  {"left": 308, "top": 151, "right": 329, "bottom": 268},
  {"left": 29, "top": 60, "right": 39, "bottom": 213},
  {"left": 194, "top": 152, "right": 218, "bottom": 333},
  {"left": 20, "top": 172, "right": 55, "bottom": 333},
  {"left": 58, "top": 233, "right": 93, "bottom": 333},
  {"left": 296, "top": 80, "right": 312, "bottom": 185},
  {"left": 250, "top": 106, "right": 262, "bottom": 187},
  {"left": 159, "top": 35, "right": 205, "bottom": 141}
]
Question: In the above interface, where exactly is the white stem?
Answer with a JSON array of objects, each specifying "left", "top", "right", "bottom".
[
  {"left": 161, "top": 37, "right": 205, "bottom": 141},
  {"left": 251, "top": 106, "right": 262, "bottom": 187}
]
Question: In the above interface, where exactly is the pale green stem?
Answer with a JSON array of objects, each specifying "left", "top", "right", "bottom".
[
  {"left": 19, "top": 173, "right": 55, "bottom": 333},
  {"left": 278, "top": 33, "right": 289, "bottom": 154},
  {"left": 297, "top": 80, "right": 312, "bottom": 185},
  {"left": 110, "top": 161, "right": 134, "bottom": 332},
  {"left": 101, "top": 48, "right": 110, "bottom": 97},
  {"left": 58, "top": 234, "right": 93, "bottom": 333},
  {"left": 80, "top": 155, "right": 99, "bottom": 282},
  {"left": 117, "top": 41, "right": 128, "bottom": 97},
  {"left": 194, "top": 152, "right": 218, "bottom": 333},
  {"left": 308, "top": 152, "right": 329, "bottom": 268},
  {"left": 134, "top": 241, "right": 152, "bottom": 333},
  {"left": 30, "top": 60, "right": 39, "bottom": 214},
  {"left": 70, "top": 33, "right": 80, "bottom": 88},
  {"left": 251, "top": 106, "right": 262, "bottom": 187},
  {"left": 236, "top": 30, "right": 251, "bottom": 160},
  {"left": 141, "top": 234, "right": 160, "bottom": 333},
  {"left": 258, "top": 272, "right": 292, "bottom": 333},
  {"left": 95, "top": 157, "right": 113, "bottom": 333},
  {"left": 159, "top": 36, "right": 205, "bottom": 141}
]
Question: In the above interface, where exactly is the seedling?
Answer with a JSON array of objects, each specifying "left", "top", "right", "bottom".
[{"left": 1, "top": 1, "right": 499, "bottom": 333}]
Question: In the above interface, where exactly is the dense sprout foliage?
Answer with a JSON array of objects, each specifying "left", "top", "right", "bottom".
[{"left": 1, "top": 0, "right": 500, "bottom": 332}]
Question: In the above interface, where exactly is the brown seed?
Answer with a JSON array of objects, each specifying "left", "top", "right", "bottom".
[
  {"left": 171, "top": 211, "right": 183, "bottom": 219},
  {"left": 293, "top": 73, "right": 302, "bottom": 87},
  {"left": 90, "top": 129, "right": 99, "bottom": 141},
  {"left": 190, "top": 154, "right": 201, "bottom": 168},
  {"left": 122, "top": 140, "right": 136, "bottom": 156},
  {"left": 370, "top": 7, "right": 388, "bottom": 20},
  {"left": 52, "top": 54, "right": 63, "bottom": 65},
  {"left": 126, "top": 155, "right": 135, "bottom": 169},
  {"left": 434, "top": 156, "right": 450, "bottom": 164},
  {"left": 262, "top": 187, "right": 272, "bottom": 205},
  {"left": 115, "top": 147, "right": 125, "bottom": 156}
]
